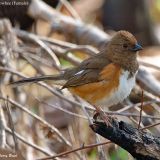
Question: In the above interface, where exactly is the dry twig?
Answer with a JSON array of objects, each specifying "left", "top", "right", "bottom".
[
  {"left": 36, "top": 141, "right": 111, "bottom": 160},
  {"left": 0, "top": 96, "right": 71, "bottom": 147},
  {"left": 5, "top": 127, "right": 54, "bottom": 156},
  {"left": 5, "top": 97, "right": 19, "bottom": 152}
]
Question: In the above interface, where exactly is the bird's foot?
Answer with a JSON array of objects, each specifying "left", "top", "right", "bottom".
[{"left": 93, "top": 106, "right": 114, "bottom": 127}]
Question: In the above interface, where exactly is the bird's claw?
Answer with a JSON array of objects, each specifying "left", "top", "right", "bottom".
[{"left": 93, "top": 109, "right": 115, "bottom": 127}]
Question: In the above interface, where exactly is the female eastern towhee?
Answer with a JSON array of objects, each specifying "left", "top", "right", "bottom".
[{"left": 11, "top": 31, "right": 142, "bottom": 120}]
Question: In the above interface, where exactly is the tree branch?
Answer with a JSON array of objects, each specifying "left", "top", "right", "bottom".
[{"left": 90, "top": 119, "right": 160, "bottom": 160}]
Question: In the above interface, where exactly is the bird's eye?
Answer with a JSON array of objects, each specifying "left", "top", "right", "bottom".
[{"left": 123, "top": 44, "right": 128, "bottom": 48}]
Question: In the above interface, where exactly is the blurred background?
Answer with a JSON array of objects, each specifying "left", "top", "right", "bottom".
[{"left": 0, "top": 0, "right": 160, "bottom": 160}]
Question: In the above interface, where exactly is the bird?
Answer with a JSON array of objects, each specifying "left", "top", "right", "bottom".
[{"left": 11, "top": 30, "right": 142, "bottom": 122}]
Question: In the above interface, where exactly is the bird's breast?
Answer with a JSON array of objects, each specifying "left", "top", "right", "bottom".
[
  {"left": 69, "top": 68, "right": 136, "bottom": 109},
  {"left": 95, "top": 70, "right": 136, "bottom": 108}
]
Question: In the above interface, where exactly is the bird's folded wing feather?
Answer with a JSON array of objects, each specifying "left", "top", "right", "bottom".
[
  {"left": 10, "top": 53, "right": 118, "bottom": 88},
  {"left": 62, "top": 54, "right": 118, "bottom": 88}
]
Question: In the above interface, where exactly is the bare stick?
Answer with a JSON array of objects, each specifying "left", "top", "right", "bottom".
[
  {"left": 73, "top": 95, "right": 93, "bottom": 125},
  {"left": 36, "top": 98, "right": 88, "bottom": 119},
  {"left": 0, "top": 107, "right": 6, "bottom": 148},
  {"left": 5, "top": 127, "right": 53, "bottom": 156},
  {"left": 58, "top": 0, "right": 81, "bottom": 20},
  {"left": 31, "top": 95, "right": 160, "bottom": 121},
  {"left": 117, "top": 99, "right": 160, "bottom": 113},
  {"left": 1, "top": 96, "right": 71, "bottom": 147},
  {"left": 137, "top": 67, "right": 160, "bottom": 97},
  {"left": 139, "top": 60, "right": 160, "bottom": 71},
  {"left": 15, "top": 29, "right": 61, "bottom": 70},
  {"left": 5, "top": 96, "right": 19, "bottom": 152},
  {"left": 28, "top": 0, "right": 110, "bottom": 48},
  {"left": 36, "top": 141, "right": 111, "bottom": 160},
  {"left": 141, "top": 122, "right": 160, "bottom": 130},
  {"left": 138, "top": 90, "right": 144, "bottom": 130}
]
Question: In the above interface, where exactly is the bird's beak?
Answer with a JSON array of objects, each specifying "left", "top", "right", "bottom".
[{"left": 130, "top": 43, "right": 143, "bottom": 52}]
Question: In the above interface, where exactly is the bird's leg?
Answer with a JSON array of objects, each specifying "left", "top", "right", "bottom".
[{"left": 93, "top": 105, "right": 112, "bottom": 126}]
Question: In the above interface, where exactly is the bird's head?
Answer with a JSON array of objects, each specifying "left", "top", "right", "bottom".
[{"left": 107, "top": 30, "right": 142, "bottom": 65}]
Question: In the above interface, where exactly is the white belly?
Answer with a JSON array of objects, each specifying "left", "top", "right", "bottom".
[{"left": 95, "top": 70, "right": 136, "bottom": 108}]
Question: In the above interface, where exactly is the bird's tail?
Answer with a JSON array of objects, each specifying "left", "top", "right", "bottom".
[{"left": 10, "top": 74, "right": 66, "bottom": 86}]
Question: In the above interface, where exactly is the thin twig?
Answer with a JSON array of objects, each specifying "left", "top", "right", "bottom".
[
  {"left": 20, "top": 54, "right": 45, "bottom": 75},
  {"left": 15, "top": 29, "right": 61, "bottom": 70},
  {"left": 107, "top": 111, "right": 160, "bottom": 120},
  {"left": 51, "top": 46, "right": 81, "bottom": 66},
  {"left": 96, "top": 135, "right": 107, "bottom": 160},
  {"left": 36, "top": 97, "right": 88, "bottom": 119},
  {"left": 81, "top": 104, "right": 93, "bottom": 125},
  {"left": 15, "top": 29, "right": 99, "bottom": 55},
  {"left": 5, "top": 96, "right": 19, "bottom": 152},
  {"left": 137, "top": 67, "right": 160, "bottom": 97},
  {"left": 31, "top": 95, "right": 160, "bottom": 122},
  {"left": 139, "top": 60, "right": 160, "bottom": 71},
  {"left": 141, "top": 122, "right": 160, "bottom": 130},
  {"left": 27, "top": 95, "right": 160, "bottom": 121},
  {"left": 138, "top": 90, "right": 144, "bottom": 130},
  {"left": 0, "top": 106, "right": 6, "bottom": 148},
  {"left": 117, "top": 99, "right": 159, "bottom": 113},
  {"left": 5, "top": 127, "right": 53, "bottom": 156},
  {"left": 21, "top": 51, "right": 53, "bottom": 67},
  {"left": 58, "top": 0, "right": 81, "bottom": 20},
  {"left": 73, "top": 95, "right": 93, "bottom": 124},
  {"left": 36, "top": 141, "right": 111, "bottom": 160},
  {"left": 1, "top": 96, "right": 71, "bottom": 147}
]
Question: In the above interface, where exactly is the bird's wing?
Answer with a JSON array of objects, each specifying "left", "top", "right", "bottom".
[
  {"left": 62, "top": 68, "right": 101, "bottom": 88},
  {"left": 62, "top": 54, "right": 117, "bottom": 88},
  {"left": 10, "top": 53, "right": 114, "bottom": 88}
]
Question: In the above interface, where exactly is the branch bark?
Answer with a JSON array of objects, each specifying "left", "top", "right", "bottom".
[
  {"left": 137, "top": 67, "right": 160, "bottom": 97},
  {"left": 28, "top": 0, "right": 110, "bottom": 48},
  {"left": 91, "top": 119, "right": 160, "bottom": 160}
]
